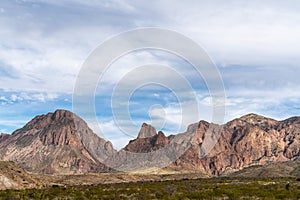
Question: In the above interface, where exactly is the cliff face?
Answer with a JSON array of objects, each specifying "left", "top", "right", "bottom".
[
  {"left": 0, "top": 110, "right": 299, "bottom": 175},
  {"left": 137, "top": 123, "right": 157, "bottom": 139},
  {"left": 0, "top": 110, "right": 116, "bottom": 174},
  {"left": 124, "top": 114, "right": 300, "bottom": 175},
  {"left": 124, "top": 130, "right": 171, "bottom": 153}
]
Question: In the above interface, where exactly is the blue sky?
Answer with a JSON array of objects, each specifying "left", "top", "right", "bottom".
[{"left": 1, "top": 0, "right": 300, "bottom": 149}]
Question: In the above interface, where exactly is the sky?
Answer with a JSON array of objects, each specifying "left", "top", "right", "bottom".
[{"left": 1, "top": 0, "right": 300, "bottom": 149}]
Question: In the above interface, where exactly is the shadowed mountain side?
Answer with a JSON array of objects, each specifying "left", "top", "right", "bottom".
[
  {"left": 121, "top": 114, "right": 300, "bottom": 175},
  {"left": 0, "top": 110, "right": 116, "bottom": 174},
  {"left": 0, "top": 110, "right": 300, "bottom": 175}
]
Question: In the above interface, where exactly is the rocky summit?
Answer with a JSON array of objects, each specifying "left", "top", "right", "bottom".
[
  {"left": 0, "top": 110, "right": 116, "bottom": 174},
  {"left": 123, "top": 114, "right": 300, "bottom": 175},
  {"left": 0, "top": 110, "right": 300, "bottom": 176},
  {"left": 136, "top": 123, "right": 157, "bottom": 139}
]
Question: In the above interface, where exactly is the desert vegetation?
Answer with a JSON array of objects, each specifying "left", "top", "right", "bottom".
[{"left": 0, "top": 177, "right": 300, "bottom": 199}]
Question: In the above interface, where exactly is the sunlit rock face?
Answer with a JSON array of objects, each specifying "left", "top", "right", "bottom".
[
  {"left": 1, "top": 111, "right": 299, "bottom": 175},
  {"left": 0, "top": 110, "right": 116, "bottom": 174}
]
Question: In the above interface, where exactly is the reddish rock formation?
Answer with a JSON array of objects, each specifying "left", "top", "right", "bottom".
[
  {"left": 123, "top": 114, "right": 300, "bottom": 175},
  {"left": 0, "top": 110, "right": 116, "bottom": 174},
  {"left": 137, "top": 123, "right": 157, "bottom": 139},
  {"left": 1, "top": 110, "right": 299, "bottom": 175},
  {"left": 124, "top": 126, "right": 170, "bottom": 153},
  {"left": 0, "top": 133, "right": 9, "bottom": 142}
]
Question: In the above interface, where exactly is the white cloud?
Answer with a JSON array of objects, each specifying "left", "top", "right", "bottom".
[
  {"left": 153, "top": 93, "right": 160, "bottom": 98},
  {"left": 152, "top": 0, "right": 300, "bottom": 66},
  {"left": 25, "top": 0, "right": 136, "bottom": 13},
  {"left": 0, "top": 96, "right": 7, "bottom": 101},
  {"left": 0, "top": 92, "right": 58, "bottom": 104},
  {"left": 1, "top": 0, "right": 300, "bottom": 146},
  {"left": 0, "top": 119, "right": 28, "bottom": 128},
  {"left": 2, "top": 1, "right": 299, "bottom": 96},
  {"left": 10, "top": 94, "right": 19, "bottom": 102}
]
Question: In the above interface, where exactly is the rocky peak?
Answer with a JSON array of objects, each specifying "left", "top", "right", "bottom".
[
  {"left": 18, "top": 110, "right": 79, "bottom": 134},
  {"left": 137, "top": 123, "right": 157, "bottom": 139},
  {"left": 187, "top": 120, "right": 209, "bottom": 133},
  {"left": 123, "top": 113, "right": 300, "bottom": 175},
  {"left": 0, "top": 133, "right": 10, "bottom": 142},
  {"left": 1, "top": 110, "right": 300, "bottom": 176},
  {"left": 17, "top": 110, "right": 81, "bottom": 146},
  {"left": 157, "top": 131, "right": 165, "bottom": 137},
  {"left": 52, "top": 109, "right": 74, "bottom": 120},
  {"left": 226, "top": 113, "right": 279, "bottom": 132},
  {"left": 0, "top": 110, "right": 116, "bottom": 174},
  {"left": 239, "top": 113, "right": 277, "bottom": 124},
  {"left": 155, "top": 131, "right": 169, "bottom": 146},
  {"left": 280, "top": 116, "right": 300, "bottom": 126}
]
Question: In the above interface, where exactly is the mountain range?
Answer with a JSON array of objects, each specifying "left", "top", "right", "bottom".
[{"left": 0, "top": 109, "right": 299, "bottom": 176}]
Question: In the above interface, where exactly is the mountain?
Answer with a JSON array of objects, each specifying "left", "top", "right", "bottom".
[
  {"left": 123, "top": 114, "right": 300, "bottom": 175},
  {"left": 0, "top": 161, "right": 42, "bottom": 190},
  {"left": 0, "top": 110, "right": 116, "bottom": 174},
  {"left": 0, "top": 110, "right": 299, "bottom": 176},
  {"left": 124, "top": 123, "right": 171, "bottom": 153},
  {"left": 136, "top": 123, "right": 158, "bottom": 139}
]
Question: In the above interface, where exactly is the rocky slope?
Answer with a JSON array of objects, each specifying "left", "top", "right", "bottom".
[
  {"left": 124, "top": 123, "right": 172, "bottom": 153},
  {"left": 124, "top": 114, "right": 300, "bottom": 175},
  {"left": 230, "top": 160, "right": 300, "bottom": 177},
  {"left": 0, "top": 133, "right": 9, "bottom": 141},
  {"left": 0, "top": 161, "right": 42, "bottom": 190},
  {"left": 0, "top": 110, "right": 116, "bottom": 174},
  {"left": 0, "top": 110, "right": 299, "bottom": 176}
]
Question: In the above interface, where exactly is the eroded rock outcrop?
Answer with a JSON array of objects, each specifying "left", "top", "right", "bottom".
[
  {"left": 0, "top": 110, "right": 116, "bottom": 174},
  {"left": 1, "top": 111, "right": 299, "bottom": 176},
  {"left": 122, "top": 114, "right": 300, "bottom": 175}
]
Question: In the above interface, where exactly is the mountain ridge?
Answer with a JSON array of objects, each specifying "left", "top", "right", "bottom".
[{"left": 0, "top": 109, "right": 300, "bottom": 175}]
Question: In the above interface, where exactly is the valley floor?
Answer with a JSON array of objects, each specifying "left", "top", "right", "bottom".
[{"left": 0, "top": 177, "right": 300, "bottom": 199}]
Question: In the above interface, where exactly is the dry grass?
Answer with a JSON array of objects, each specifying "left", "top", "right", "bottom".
[{"left": 1, "top": 177, "right": 300, "bottom": 199}]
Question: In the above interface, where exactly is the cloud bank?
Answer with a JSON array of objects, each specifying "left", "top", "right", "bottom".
[{"left": 1, "top": 0, "right": 300, "bottom": 148}]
